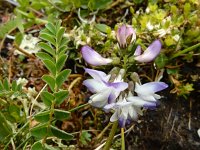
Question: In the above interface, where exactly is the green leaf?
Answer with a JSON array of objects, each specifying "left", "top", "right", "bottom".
[
  {"left": 54, "top": 109, "right": 70, "bottom": 121},
  {"left": 36, "top": 52, "right": 55, "bottom": 63},
  {"left": 58, "top": 37, "right": 68, "bottom": 52},
  {"left": 80, "top": 130, "right": 92, "bottom": 145},
  {"left": 3, "top": 79, "right": 10, "bottom": 90},
  {"left": 0, "top": 18, "right": 18, "bottom": 39},
  {"left": 42, "top": 75, "right": 55, "bottom": 92},
  {"left": 0, "top": 112, "right": 12, "bottom": 141},
  {"left": 11, "top": 81, "right": 18, "bottom": 91},
  {"left": 43, "top": 59, "right": 56, "bottom": 76},
  {"left": 34, "top": 110, "right": 51, "bottom": 123},
  {"left": 0, "top": 81, "right": 3, "bottom": 91},
  {"left": 56, "top": 54, "right": 67, "bottom": 72},
  {"left": 184, "top": 3, "right": 191, "bottom": 18},
  {"left": 56, "top": 27, "right": 65, "bottom": 44},
  {"left": 17, "top": 83, "right": 22, "bottom": 91},
  {"left": 50, "top": 125, "right": 73, "bottom": 140},
  {"left": 41, "top": 91, "right": 54, "bottom": 107},
  {"left": 14, "top": 32, "right": 23, "bottom": 46},
  {"left": 38, "top": 42, "right": 55, "bottom": 56},
  {"left": 155, "top": 53, "right": 168, "bottom": 69},
  {"left": 45, "top": 23, "right": 56, "bottom": 35},
  {"left": 88, "top": 0, "right": 112, "bottom": 10},
  {"left": 16, "top": 13, "right": 24, "bottom": 33},
  {"left": 56, "top": 69, "right": 71, "bottom": 89},
  {"left": 31, "top": 123, "right": 49, "bottom": 139},
  {"left": 95, "top": 23, "right": 111, "bottom": 34},
  {"left": 9, "top": 105, "right": 21, "bottom": 122},
  {"left": 54, "top": 90, "right": 69, "bottom": 105},
  {"left": 58, "top": 45, "right": 67, "bottom": 54},
  {"left": 31, "top": 141, "right": 44, "bottom": 150},
  {"left": 40, "top": 33, "right": 56, "bottom": 46}
]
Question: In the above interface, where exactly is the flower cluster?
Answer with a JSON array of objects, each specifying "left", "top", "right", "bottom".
[{"left": 81, "top": 24, "right": 168, "bottom": 127}]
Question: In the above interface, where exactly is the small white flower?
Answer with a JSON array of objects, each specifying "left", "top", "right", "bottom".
[
  {"left": 172, "top": 34, "right": 180, "bottom": 42},
  {"left": 146, "top": 22, "right": 154, "bottom": 31},
  {"left": 145, "top": 7, "right": 150, "bottom": 13}
]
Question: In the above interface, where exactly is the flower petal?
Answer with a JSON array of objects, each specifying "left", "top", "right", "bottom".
[
  {"left": 107, "top": 82, "right": 128, "bottom": 91},
  {"left": 81, "top": 45, "right": 112, "bottom": 66},
  {"left": 116, "top": 25, "right": 126, "bottom": 47},
  {"left": 88, "top": 88, "right": 112, "bottom": 108},
  {"left": 135, "top": 82, "right": 168, "bottom": 95},
  {"left": 134, "top": 40, "right": 162, "bottom": 62},
  {"left": 127, "top": 96, "right": 156, "bottom": 107},
  {"left": 110, "top": 110, "right": 119, "bottom": 122},
  {"left": 83, "top": 79, "right": 106, "bottom": 93},
  {"left": 134, "top": 45, "right": 142, "bottom": 56},
  {"left": 84, "top": 68, "right": 110, "bottom": 82}
]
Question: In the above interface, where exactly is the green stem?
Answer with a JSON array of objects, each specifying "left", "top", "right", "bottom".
[
  {"left": 3, "top": 121, "right": 29, "bottom": 150},
  {"left": 103, "top": 121, "right": 118, "bottom": 150},
  {"left": 121, "top": 128, "right": 125, "bottom": 150},
  {"left": 69, "top": 103, "right": 89, "bottom": 112},
  {"left": 96, "top": 122, "right": 112, "bottom": 141},
  {"left": 171, "top": 43, "right": 200, "bottom": 59}
]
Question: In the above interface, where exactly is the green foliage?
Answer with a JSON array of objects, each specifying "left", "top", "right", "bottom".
[
  {"left": 80, "top": 131, "right": 92, "bottom": 145},
  {"left": 33, "top": 21, "right": 73, "bottom": 145}
]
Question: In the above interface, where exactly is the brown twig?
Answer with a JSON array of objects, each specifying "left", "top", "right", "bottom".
[{"left": 14, "top": 44, "right": 36, "bottom": 59}]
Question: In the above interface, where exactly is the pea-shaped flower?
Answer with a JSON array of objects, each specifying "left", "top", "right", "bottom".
[
  {"left": 116, "top": 24, "right": 136, "bottom": 48},
  {"left": 83, "top": 68, "right": 128, "bottom": 108},
  {"left": 134, "top": 40, "right": 162, "bottom": 62},
  {"left": 81, "top": 45, "right": 112, "bottom": 66}
]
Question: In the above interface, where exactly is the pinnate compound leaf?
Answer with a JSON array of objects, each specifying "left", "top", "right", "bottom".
[
  {"left": 54, "top": 109, "right": 70, "bottom": 121},
  {"left": 38, "top": 42, "right": 55, "bottom": 56},
  {"left": 42, "top": 75, "right": 55, "bottom": 92},
  {"left": 56, "top": 69, "right": 71, "bottom": 89},
  {"left": 31, "top": 141, "right": 44, "bottom": 150},
  {"left": 34, "top": 110, "right": 50, "bottom": 123},
  {"left": 50, "top": 125, "right": 73, "bottom": 140},
  {"left": 43, "top": 60, "right": 56, "bottom": 76},
  {"left": 36, "top": 52, "right": 55, "bottom": 63},
  {"left": 56, "top": 54, "right": 67, "bottom": 72},
  {"left": 54, "top": 90, "right": 69, "bottom": 105}
]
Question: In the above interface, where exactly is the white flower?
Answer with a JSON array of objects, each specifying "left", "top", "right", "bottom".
[{"left": 146, "top": 22, "right": 154, "bottom": 31}]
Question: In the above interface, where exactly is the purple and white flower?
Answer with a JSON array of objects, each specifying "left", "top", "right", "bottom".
[
  {"left": 116, "top": 24, "right": 136, "bottom": 48},
  {"left": 134, "top": 40, "right": 162, "bottom": 63},
  {"left": 83, "top": 68, "right": 128, "bottom": 108},
  {"left": 81, "top": 45, "right": 112, "bottom": 66},
  {"left": 104, "top": 93, "right": 156, "bottom": 127},
  {"left": 133, "top": 81, "right": 168, "bottom": 102}
]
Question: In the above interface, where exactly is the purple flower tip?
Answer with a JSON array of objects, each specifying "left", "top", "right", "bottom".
[
  {"left": 81, "top": 45, "right": 112, "bottom": 66},
  {"left": 134, "top": 40, "right": 162, "bottom": 63}
]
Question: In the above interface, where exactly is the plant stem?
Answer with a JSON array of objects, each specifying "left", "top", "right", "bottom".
[
  {"left": 171, "top": 43, "right": 200, "bottom": 59},
  {"left": 96, "top": 122, "right": 112, "bottom": 141},
  {"left": 69, "top": 103, "right": 89, "bottom": 112},
  {"left": 103, "top": 121, "right": 118, "bottom": 150},
  {"left": 121, "top": 128, "right": 125, "bottom": 150}
]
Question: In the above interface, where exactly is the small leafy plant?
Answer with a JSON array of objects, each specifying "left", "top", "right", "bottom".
[{"left": 31, "top": 21, "right": 73, "bottom": 149}]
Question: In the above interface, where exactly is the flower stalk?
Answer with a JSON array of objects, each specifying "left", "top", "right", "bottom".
[
  {"left": 121, "top": 128, "right": 125, "bottom": 150},
  {"left": 103, "top": 121, "right": 118, "bottom": 150}
]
